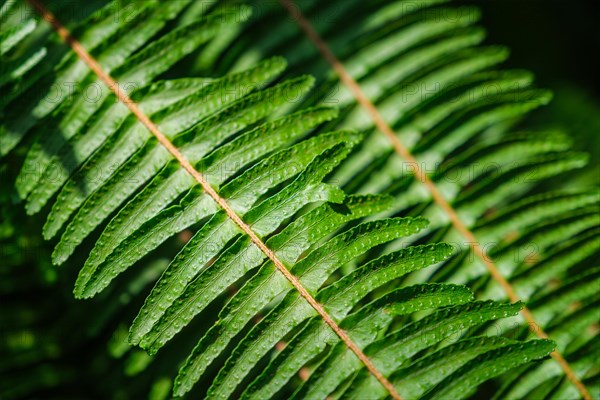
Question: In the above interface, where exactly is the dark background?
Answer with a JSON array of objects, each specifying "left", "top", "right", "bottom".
[
  {"left": 466, "top": 0, "right": 600, "bottom": 96},
  {"left": 466, "top": 0, "right": 600, "bottom": 173}
]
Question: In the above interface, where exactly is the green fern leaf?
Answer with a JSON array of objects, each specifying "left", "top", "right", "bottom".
[{"left": 4, "top": 1, "right": 595, "bottom": 399}]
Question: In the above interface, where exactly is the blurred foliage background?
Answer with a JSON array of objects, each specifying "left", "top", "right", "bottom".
[
  {"left": 1, "top": 0, "right": 598, "bottom": 398},
  {"left": 464, "top": 0, "right": 600, "bottom": 184}
]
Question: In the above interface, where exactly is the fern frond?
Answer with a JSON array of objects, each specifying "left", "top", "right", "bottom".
[
  {"left": 2, "top": 0, "right": 596, "bottom": 399},
  {"left": 218, "top": 0, "right": 599, "bottom": 397}
]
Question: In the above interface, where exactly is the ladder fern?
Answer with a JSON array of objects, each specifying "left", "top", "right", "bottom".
[{"left": 1, "top": 0, "right": 596, "bottom": 399}]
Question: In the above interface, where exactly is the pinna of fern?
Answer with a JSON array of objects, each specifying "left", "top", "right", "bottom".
[{"left": 1, "top": 0, "right": 596, "bottom": 399}]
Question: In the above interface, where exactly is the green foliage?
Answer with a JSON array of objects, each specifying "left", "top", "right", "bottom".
[
  {"left": 1, "top": 0, "right": 598, "bottom": 399},
  {"left": 214, "top": 1, "right": 599, "bottom": 397}
]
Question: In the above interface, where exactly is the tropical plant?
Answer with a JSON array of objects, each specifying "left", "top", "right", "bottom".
[{"left": 1, "top": 0, "right": 598, "bottom": 399}]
